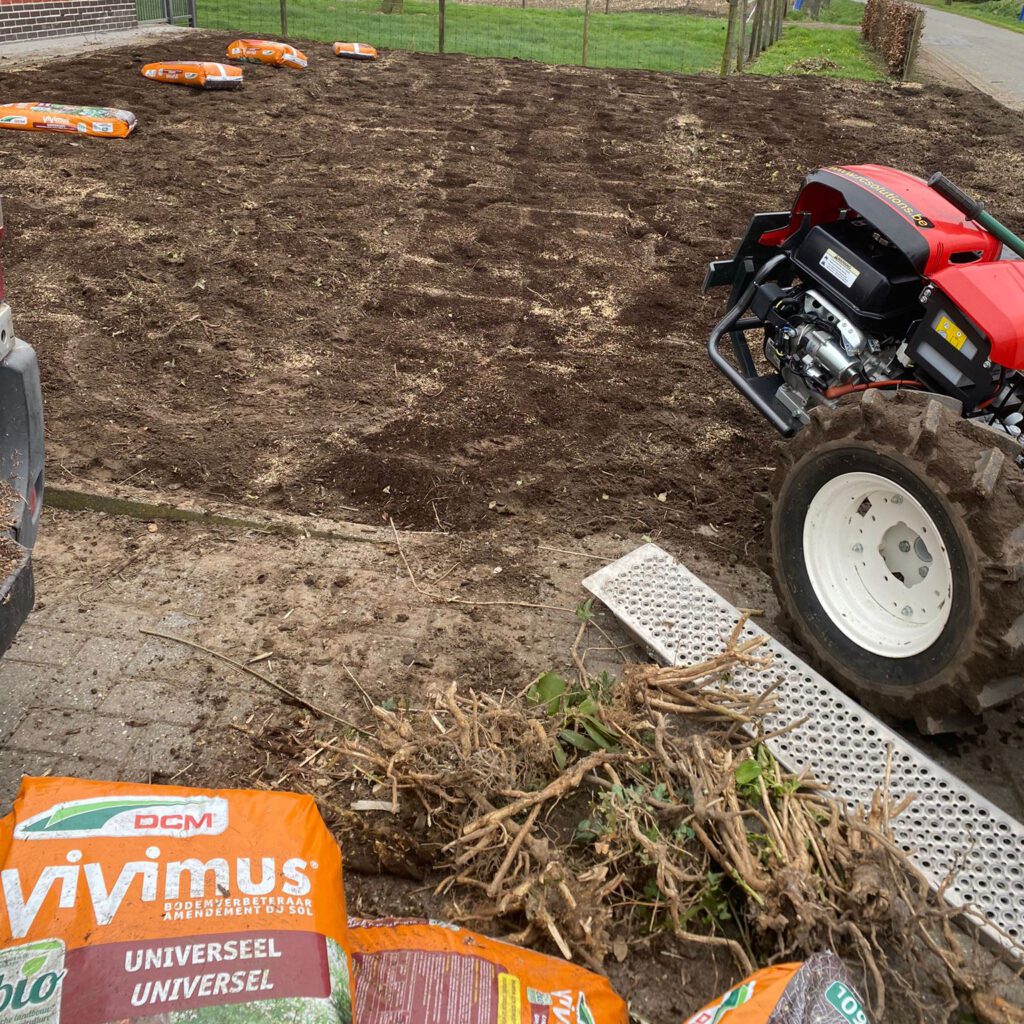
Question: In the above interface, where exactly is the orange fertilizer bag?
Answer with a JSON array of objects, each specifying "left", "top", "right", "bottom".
[
  {"left": 227, "top": 39, "right": 308, "bottom": 69},
  {"left": 0, "top": 776, "right": 353, "bottom": 1023},
  {"left": 0, "top": 103, "right": 136, "bottom": 138},
  {"left": 682, "top": 954, "right": 871, "bottom": 1024},
  {"left": 347, "top": 917, "right": 628, "bottom": 1024},
  {"left": 142, "top": 61, "right": 244, "bottom": 89},
  {"left": 333, "top": 42, "right": 379, "bottom": 60}
]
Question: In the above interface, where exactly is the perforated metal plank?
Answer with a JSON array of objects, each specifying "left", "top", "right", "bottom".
[{"left": 583, "top": 543, "right": 1024, "bottom": 956}]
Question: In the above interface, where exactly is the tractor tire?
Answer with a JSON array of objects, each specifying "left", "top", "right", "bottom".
[{"left": 768, "top": 388, "right": 1024, "bottom": 733}]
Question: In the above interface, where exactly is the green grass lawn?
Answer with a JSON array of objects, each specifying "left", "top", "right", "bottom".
[
  {"left": 196, "top": 0, "right": 895, "bottom": 78},
  {"left": 196, "top": 0, "right": 730, "bottom": 72},
  {"left": 748, "top": 23, "right": 886, "bottom": 77},
  {"left": 915, "top": 0, "right": 1024, "bottom": 33},
  {"left": 785, "top": 0, "right": 864, "bottom": 25}
]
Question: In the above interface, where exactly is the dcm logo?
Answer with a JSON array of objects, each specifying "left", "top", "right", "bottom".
[{"left": 13, "top": 795, "right": 229, "bottom": 840}]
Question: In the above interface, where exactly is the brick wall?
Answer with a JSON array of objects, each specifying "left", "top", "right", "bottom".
[{"left": 0, "top": 0, "right": 138, "bottom": 42}]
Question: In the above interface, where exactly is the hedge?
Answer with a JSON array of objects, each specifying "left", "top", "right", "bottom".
[{"left": 861, "top": 0, "right": 922, "bottom": 76}]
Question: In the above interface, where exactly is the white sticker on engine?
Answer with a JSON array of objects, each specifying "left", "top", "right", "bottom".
[{"left": 819, "top": 248, "right": 861, "bottom": 289}]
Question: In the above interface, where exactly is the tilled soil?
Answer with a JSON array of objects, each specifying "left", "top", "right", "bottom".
[{"left": 3, "top": 37, "right": 1024, "bottom": 566}]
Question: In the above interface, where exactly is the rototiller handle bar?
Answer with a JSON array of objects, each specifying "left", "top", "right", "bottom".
[{"left": 928, "top": 172, "right": 1024, "bottom": 259}]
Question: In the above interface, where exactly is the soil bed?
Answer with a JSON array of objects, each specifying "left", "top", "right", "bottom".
[{"left": 3, "top": 38, "right": 1024, "bottom": 566}]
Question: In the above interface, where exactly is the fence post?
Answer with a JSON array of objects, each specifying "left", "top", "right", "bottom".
[
  {"left": 720, "top": 0, "right": 739, "bottom": 74},
  {"left": 279, "top": 0, "right": 287, "bottom": 35},
  {"left": 902, "top": 8, "right": 923, "bottom": 80},
  {"left": 582, "top": 0, "right": 592, "bottom": 65},
  {"left": 735, "top": 0, "right": 746, "bottom": 71},
  {"left": 439, "top": 0, "right": 446, "bottom": 52}
]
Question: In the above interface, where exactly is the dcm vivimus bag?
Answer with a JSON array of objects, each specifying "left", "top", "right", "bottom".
[{"left": 0, "top": 777, "right": 353, "bottom": 1022}]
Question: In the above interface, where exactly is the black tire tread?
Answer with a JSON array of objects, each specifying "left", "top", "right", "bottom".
[{"left": 768, "top": 389, "right": 1024, "bottom": 733}]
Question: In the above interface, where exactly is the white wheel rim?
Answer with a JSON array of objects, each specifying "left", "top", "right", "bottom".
[{"left": 803, "top": 471, "right": 954, "bottom": 658}]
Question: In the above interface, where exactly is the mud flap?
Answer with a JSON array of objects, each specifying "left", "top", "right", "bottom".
[
  {"left": 0, "top": 334, "right": 44, "bottom": 549},
  {"left": 0, "top": 549, "right": 33, "bottom": 657},
  {"left": 0, "top": 331, "right": 44, "bottom": 651}
]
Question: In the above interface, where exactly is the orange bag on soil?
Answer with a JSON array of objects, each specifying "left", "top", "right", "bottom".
[
  {"left": 226, "top": 39, "right": 308, "bottom": 69},
  {"left": 333, "top": 42, "right": 379, "bottom": 60},
  {"left": 682, "top": 954, "right": 871, "bottom": 1024},
  {"left": 348, "top": 918, "right": 628, "bottom": 1024},
  {"left": 0, "top": 776, "right": 353, "bottom": 1021},
  {"left": 142, "top": 61, "right": 244, "bottom": 89},
  {"left": 0, "top": 103, "right": 136, "bottom": 138}
]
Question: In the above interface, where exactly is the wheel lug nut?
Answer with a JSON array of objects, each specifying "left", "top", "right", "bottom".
[
  {"left": 899, "top": 540, "right": 911, "bottom": 553},
  {"left": 852, "top": 543, "right": 863, "bottom": 553},
  {"left": 918, "top": 566, "right": 928, "bottom": 578},
  {"left": 901, "top": 605, "right": 913, "bottom": 617},
  {"left": 891, "top": 495, "right": 904, "bottom": 505}
]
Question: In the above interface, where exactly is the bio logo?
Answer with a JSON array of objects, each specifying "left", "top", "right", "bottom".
[
  {"left": 0, "top": 939, "right": 66, "bottom": 1021},
  {"left": 826, "top": 981, "right": 870, "bottom": 1024},
  {"left": 14, "top": 795, "right": 228, "bottom": 840}
]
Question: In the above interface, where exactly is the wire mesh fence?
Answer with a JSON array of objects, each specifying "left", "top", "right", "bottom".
[
  {"left": 195, "top": 0, "right": 734, "bottom": 73},
  {"left": 138, "top": 0, "right": 197, "bottom": 23},
  {"left": 720, "top": 0, "right": 786, "bottom": 73}
]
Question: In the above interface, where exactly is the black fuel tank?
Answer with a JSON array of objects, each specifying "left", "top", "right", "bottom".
[{"left": 789, "top": 222, "right": 922, "bottom": 321}]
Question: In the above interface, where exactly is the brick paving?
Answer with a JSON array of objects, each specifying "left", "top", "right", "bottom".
[
  {"left": 0, "top": 504, "right": 624, "bottom": 805},
  {"left": 1, "top": 503, "right": 1022, "bottom": 824}
]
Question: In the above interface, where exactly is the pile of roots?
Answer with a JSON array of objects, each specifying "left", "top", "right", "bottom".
[{"left": 241, "top": 617, "right": 1022, "bottom": 1023}]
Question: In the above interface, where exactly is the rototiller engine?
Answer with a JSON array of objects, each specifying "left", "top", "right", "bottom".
[{"left": 705, "top": 165, "right": 1024, "bottom": 733}]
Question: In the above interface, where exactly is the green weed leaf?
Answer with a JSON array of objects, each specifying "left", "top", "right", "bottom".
[
  {"left": 528, "top": 672, "right": 567, "bottom": 715},
  {"left": 560, "top": 728, "right": 598, "bottom": 751}
]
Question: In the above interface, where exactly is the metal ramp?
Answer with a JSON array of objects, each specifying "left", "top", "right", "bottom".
[{"left": 583, "top": 543, "right": 1024, "bottom": 956}]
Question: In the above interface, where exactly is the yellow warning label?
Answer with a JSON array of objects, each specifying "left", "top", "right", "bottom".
[
  {"left": 933, "top": 313, "right": 968, "bottom": 351},
  {"left": 498, "top": 973, "right": 522, "bottom": 1024}
]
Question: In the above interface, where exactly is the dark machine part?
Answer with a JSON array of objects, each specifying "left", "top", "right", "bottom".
[{"left": 705, "top": 171, "right": 1024, "bottom": 439}]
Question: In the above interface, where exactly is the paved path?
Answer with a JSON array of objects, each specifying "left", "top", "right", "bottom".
[
  {"left": 917, "top": 4, "right": 1024, "bottom": 111},
  {"left": 2, "top": 495, "right": 1022, "bottom": 823},
  {"left": 0, "top": 497, "right": 629, "bottom": 807},
  {"left": 0, "top": 24, "right": 190, "bottom": 65}
]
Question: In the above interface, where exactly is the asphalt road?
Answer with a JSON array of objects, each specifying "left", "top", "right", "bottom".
[{"left": 918, "top": 4, "right": 1024, "bottom": 110}]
